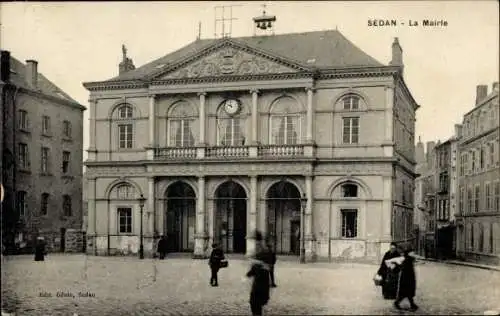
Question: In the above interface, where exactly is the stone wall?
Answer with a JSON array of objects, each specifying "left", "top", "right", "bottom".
[{"left": 64, "top": 229, "right": 85, "bottom": 253}]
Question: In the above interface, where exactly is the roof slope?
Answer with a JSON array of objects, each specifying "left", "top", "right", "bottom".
[
  {"left": 106, "top": 30, "right": 384, "bottom": 82},
  {"left": 8, "top": 55, "right": 80, "bottom": 105}
]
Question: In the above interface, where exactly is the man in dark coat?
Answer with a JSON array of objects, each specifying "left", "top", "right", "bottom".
[
  {"left": 157, "top": 235, "right": 168, "bottom": 259},
  {"left": 266, "top": 239, "right": 277, "bottom": 288},
  {"left": 246, "top": 231, "right": 273, "bottom": 316},
  {"left": 209, "top": 243, "right": 225, "bottom": 287},
  {"left": 377, "top": 242, "right": 400, "bottom": 299},
  {"left": 394, "top": 249, "right": 419, "bottom": 311},
  {"left": 34, "top": 237, "right": 46, "bottom": 261}
]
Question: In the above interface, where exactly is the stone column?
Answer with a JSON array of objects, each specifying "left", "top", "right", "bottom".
[
  {"left": 383, "top": 85, "right": 394, "bottom": 156},
  {"left": 305, "top": 175, "right": 315, "bottom": 260},
  {"left": 306, "top": 88, "right": 314, "bottom": 142},
  {"left": 147, "top": 177, "right": 155, "bottom": 236},
  {"left": 147, "top": 95, "right": 156, "bottom": 160},
  {"left": 87, "top": 177, "right": 97, "bottom": 255},
  {"left": 207, "top": 198, "right": 215, "bottom": 257},
  {"left": 194, "top": 176, "right": 207, "bottom": 258},
  {"left": 246, "top": 176, "right": 258, "bottom": 257},
  {"left": 249, "top": 89, "right": 259, "bottom": 157},
  {"left": 88, "top": 99, "right": 97, "bottom": 160},
  {"left": 197, "top": 92, "right": 207, "bottom": 158}
]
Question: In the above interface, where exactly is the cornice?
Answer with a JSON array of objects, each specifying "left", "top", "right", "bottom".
[
  {"left": 13, "top": 85, "right": 86, "bottom": 111},
  {"left": 394, "top": 74, "right": 419, "bottom": 110}
]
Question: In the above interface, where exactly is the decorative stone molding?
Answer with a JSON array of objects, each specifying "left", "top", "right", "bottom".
[{"left": 314, "top": 163, "right": 392, "bottom": 175}]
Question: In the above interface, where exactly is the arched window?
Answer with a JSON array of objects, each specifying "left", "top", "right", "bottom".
[
  {"left": 269, "top": 97, "right": 303, "bottom": 145},
  {"left": 41, "top": 193, "right": 49, "bottom": 216},
  {"left": 342, "top": 94, "right": 360, "bottom": 110},
  {"left": 167, "top": 101, "right": 196, "bottom": 147},
  {"left": 341, "top": 183, "right": 358, "bottom": 198},
  {"left": 63, "top": 195, "right": 72, "bottom": 217},
  {"left": 217, "top": 99, "right": 247, "bottom": 146},
  {"left": 114, "top": 104, "right": 134, "bottom": 149},
  {"left": 116, "top": 184, "right": 135, "bottom": 199}
]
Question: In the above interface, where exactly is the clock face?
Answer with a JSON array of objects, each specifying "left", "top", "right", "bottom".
[{"left": 224, "top": 99, "right": 240, "bottom": 115}]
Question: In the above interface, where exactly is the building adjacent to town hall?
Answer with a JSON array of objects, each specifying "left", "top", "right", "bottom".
[
  {"left": 83, "top": 16, "right": 419, "bottom": 261},
  {"left": 1, "top": 51, "right": 86, "bottom": 253},
  {"left": 456, "top": 83, "right": 500, "bottom": 265}
]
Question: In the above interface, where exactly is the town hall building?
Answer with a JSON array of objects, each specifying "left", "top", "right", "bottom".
[{"left": 83, "top": 14, "right": 419, "bottom": 261}]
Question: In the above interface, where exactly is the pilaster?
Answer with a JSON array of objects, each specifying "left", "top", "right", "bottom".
[
  {"left": 147, "top": 177, "right": 155, "bottom": 237},
  {"left": 149, "top": 94, "right": 156, "bottom": 147},
  {"left": 194, "top": 176, "right": 207, "bottom": 258},
  {"left": 198, "top": 92, "right": 207, "bottom": 158},
  {"left": 87, "top": 98, "right": 98, "bottom": 161},
  {"left": 384, "top": 85, "right": 395, "bottom": 156},
  {"left": 86, "top": 177, "right": 97, "bottom": 254},
  {"left": 306, "top": 88, "right": 315, "bottom": 143},
  {"left": 305, "top": 175, "right": 315, "bottom": 261},
  {"left": 246, "top": 175, "right": 258, "bottom": 257},
  {"left": 381, "top": 176, "right": 393, "bottom": 241}
]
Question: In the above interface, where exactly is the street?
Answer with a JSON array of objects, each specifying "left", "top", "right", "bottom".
[{"left": 2, "top": 254, "right": 499, "bottom": 315}]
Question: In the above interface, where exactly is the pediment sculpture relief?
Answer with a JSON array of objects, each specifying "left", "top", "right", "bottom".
[{"left": 159, "top": 47, "right": 298, "bottom": 79}]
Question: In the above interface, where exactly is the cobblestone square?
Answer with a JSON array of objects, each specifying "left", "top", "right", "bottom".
[{"left": 2, "top": 254, "right": 499, "bottom": 315}]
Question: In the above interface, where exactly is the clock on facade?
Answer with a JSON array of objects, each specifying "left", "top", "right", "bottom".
[{"left": 223, "top": 99, "right": 241, "bottom": 115}]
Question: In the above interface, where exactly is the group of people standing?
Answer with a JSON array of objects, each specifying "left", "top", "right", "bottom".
[
  {"left": 209, "top": 230, "right": 277, "bottom": 316},
  {"left": 376, "top": 242, "right": 419, "bottom": 311}
]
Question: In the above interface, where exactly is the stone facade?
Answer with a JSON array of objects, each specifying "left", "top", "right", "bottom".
[
  {"left": 456, "top": 83, "right": 500, "bottom": 265},
  {"left": 1, "top": 51, "right": 86, "bottom": 253},
  {"left": 83, "top": 31, "right": 418, "bottom": 262}
]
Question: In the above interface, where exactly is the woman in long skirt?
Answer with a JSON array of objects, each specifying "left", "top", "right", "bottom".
[
  {"left": 377, "top": 242, "right": 400, "bottom": 299},
  {"left": 394, "top": 249, "right": 419, "bottom": 311}
]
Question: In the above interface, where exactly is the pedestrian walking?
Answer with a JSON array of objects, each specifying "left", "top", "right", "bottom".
[
  {"left": 266, "top": 238, "right": 277, "bottom": 288},
  {"left": 246, "top": 231, "right": 273, "bottom": 316},
  {"left": 376, "top": 242, "right": 400, "bottom": 299},
  {"left": 34, "top": 237, "right": 46, "bottom": 261},
  {"left": 157, "top": 235, "right": 168, "bottom": 259},
  {"left": 386, "top": 246, "right": 419, "bottom": 311},
  {"left": 209, "top": 243, "right": 225, "bottom": 287}
]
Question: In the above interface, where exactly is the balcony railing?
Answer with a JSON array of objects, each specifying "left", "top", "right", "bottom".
[
  {"left": 154, "top": 144, "right": 306, "bottom": 159},
  {"left": 258, "top": 144, "right": 305, "bottom": 157},
  {"left": 154, "top": 147, "right": 197, "bottom": 159},
  {"left": 206, "top": 146, "right": 249, "bottom": 158}
]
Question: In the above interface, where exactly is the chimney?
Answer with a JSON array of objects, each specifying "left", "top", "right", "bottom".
[
  {"left": 415, "top": 136, "right": 425, "bottom": 164},
  {"left": 25, "top": 59, "right": 38, "bottom": 88},
  {"left": 475, "top": 85, "right": 488, "bottom": 105},
  {"left": 390, "top": 37, "right": 404, "bottom": 74},
  {"left": 454, "top": 124, "right": 463, "bottom": 138},
  {"left": 493, "top": 82, "right": 499, "bottom": 93},
  {"left": 1, "top": 50, "right": 10, "bottom": 82},
  {"left": 119, "top": 44, "right": 135, "bottom": 75}
]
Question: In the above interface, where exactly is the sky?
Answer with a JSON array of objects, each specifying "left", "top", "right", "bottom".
[{"left": 1, "top": 1, "right": 499, "bottom": 161}]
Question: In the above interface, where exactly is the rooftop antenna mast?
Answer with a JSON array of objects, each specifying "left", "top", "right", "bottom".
[{"left": 214, "top": 5, "right": 240, "bottom": 39}]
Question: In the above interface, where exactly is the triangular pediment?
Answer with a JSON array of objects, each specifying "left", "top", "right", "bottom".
[{"left": 153, "top": 40, "right": 308, "bottom": 80}]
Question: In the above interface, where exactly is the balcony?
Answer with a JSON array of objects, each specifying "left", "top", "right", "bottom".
[
  {"left": 206, "top": 146, "right": 249, "bottom": 158},
  {"left": 258, "top": 144, "right": 305, "bottom": 157},
  {"left": 153, "top": 144, "right": 306, "bottom": 160}
]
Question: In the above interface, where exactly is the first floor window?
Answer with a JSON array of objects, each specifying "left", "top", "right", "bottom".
[
  {"left": 342, "top": 117, "right": 359, "bottom": 144},
  {"left": 18, "top": 109, "right": 28, "bottom": 129},
  {"left": 118, "top": 208, "right": 132, "bottom": 233},
  {"left": 459, "top": 187, "right": 464, "bottom": 215},
  {"left": 41, "top": 147, "right": 49, "bottom": 173},
  {"left": 169, "top": 119, "right": 195, "bottom": 147},
  {"left": 18, "top": 143, "right": 29, "bottom": 169},
  {"left": 217, "top": 118, "right": 245, "bottom": 146},
  {"left": 63, "top": 120, "right": 72, "bottom": 138},
  {"left": 474, "top": 185, "right": 480, "bottom": 212},
  {"left": 16, "top": 191, "right": 27, "bottom": 217},
  {"left": 42, "top": 115, "right": 51, "bottom": 134},
  {"left": 485, "top": 183, "right": 491, "bottom": 210},
  {"left": 118, "top": 124, "right": 133, "bottom": 148},
  {"left": 494, "top": 182, "right": 500, "bottom": 211},
  {"left": 467, "top": 188, "right": 473, "bottom": 214},
  {"left": 41, "top": 193, "right": 49, "bottom": 216},
  {"left": 271, "top": 115, "right": 301, "bottom": 145},
  {"left": 470, "top": 224, "right": 475, "bottom": 250},
  {"left": 341, "top": 209, "right": 357, "bottom": 238},
  {"left": 63, "top": 195, "right": 72, "bottom": 216},
  {"left": 62, "top": 151, "right": 70, "bottom": 174}
]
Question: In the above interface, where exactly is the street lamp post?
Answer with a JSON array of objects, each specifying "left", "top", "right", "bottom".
[
  {"left": 138, "top": 194, "right": 146, "bottom": 259},
  {"left": 299, "top": 194, "right": 307, "bottom": 264}
]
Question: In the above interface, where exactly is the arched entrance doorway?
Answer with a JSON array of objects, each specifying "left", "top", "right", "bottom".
[
  {"left": 165, "top": 181, "right": 196, "bottom": 252},
  {"left": 267, "top": 181, "right": 301, "bottom": 255},
  {"left": 214, "top": 181, "right": 247, "bottom": 254}
]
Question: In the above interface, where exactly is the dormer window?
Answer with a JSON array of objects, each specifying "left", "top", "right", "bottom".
[{"left": 342, "top": 183, "right": 358, "bottom": 198}]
